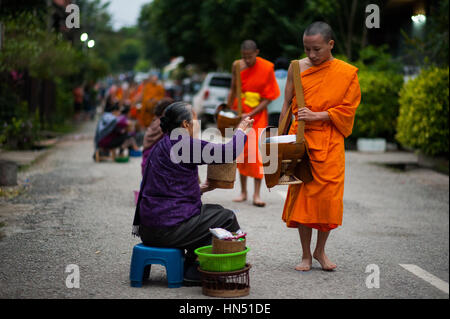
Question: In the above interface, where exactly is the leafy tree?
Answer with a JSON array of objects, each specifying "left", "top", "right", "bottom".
[
  {"left": 396, "top": 67, "right": 449, "bottom": 157},
  {"left": 402, "top": 0, "right": 449, "bottom": 67},
  {"left": 145, "top": 0, "right": 215, "bottom": 69},
  {"left": 117, "top": 38, "right": 142, "bottom": 72},
  {"left": 138, "top": 3, "right": 171, "bottom": 68}
]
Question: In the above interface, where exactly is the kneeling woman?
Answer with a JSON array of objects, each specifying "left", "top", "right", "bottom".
[{"left": 132, "top": 102, "right": 253, "bottom": 285}]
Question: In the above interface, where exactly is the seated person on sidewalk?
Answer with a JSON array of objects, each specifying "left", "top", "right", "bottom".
[
  {"left": 132, "top": 101, "right": 253, "bottom": 285},
  {"left": 140, "top": 97, "right": 174, "bottom": 175},
  {"left": 94, "top": 103, "right": 140, "bottom": 157}
]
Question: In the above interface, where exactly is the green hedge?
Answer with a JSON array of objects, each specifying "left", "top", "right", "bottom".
[
  {"left": 352, "top": 70, "right": 404, "bottom": 140},
  {"left": 396, "top": 67, "right": 449, "bottom": 157}
]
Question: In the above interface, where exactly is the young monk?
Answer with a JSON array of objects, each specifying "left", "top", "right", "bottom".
[
  {"left": 280, "top": 22, "right": 361, "bottom": 271},
  {"left": 227, "top": 40, "right": 280, "bottom": 207}
]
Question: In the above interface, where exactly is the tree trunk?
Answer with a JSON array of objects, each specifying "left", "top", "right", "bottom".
[{"left": 346, "top": 0, "right": 358, "bottom": 60}]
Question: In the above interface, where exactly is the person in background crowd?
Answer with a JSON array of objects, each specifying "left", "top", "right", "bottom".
[
  {"left": 73, "top": 85, "right": 84, "bottom": 121},
  {"left": 138, "top": 74, "right": 165, "bottom": 128},
  {"left": 94, "top": 103, "right": 140, "bottom": 159}
]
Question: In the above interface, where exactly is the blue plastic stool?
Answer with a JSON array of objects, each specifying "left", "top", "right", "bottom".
[
  {"left": 129, "top": 149, "right": 142, "bottom": 157},
  {"left": 129, "top": 244, "right": 184, "bottom": 288}
]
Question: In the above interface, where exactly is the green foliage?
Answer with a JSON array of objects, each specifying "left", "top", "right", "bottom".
[
  {"left": 401, "top": 0, "right": 449, "bottom": 67},
  {"left": 355, "top": 45, "right": 403, "bottom": 73},
  {"left": 138, "top": 0, "right": 389, "bottom": 69},
  {"left": 117, "top": 39, "right": 142, "bottom": 72},
  {"left": 396, "top": 67, "right": 449, "bottom": 157},
  {"left": 0, "top": 12, "right": 78, "bottom": 79},
  {"left": 143, "top": 0, "right": 215, "bottom": 69},
  {"left": 138, "top": 4, "right": 171, "bottom": 68},
  {"left": 49, "top": 77, "right": 74, "bottom": 128},
  {"left": 351, "top": 45, "right": 404, "bottom": 141},
  {"left": 0, "top": 102, "right": 40, "bottom": 150},
  {"left": 134, "top": 59, "right": 151, "bottom": 72},
  {"left": 353, "top": 70, "right": 403, "bottom": 140}
]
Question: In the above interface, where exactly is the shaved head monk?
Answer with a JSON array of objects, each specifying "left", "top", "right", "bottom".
[
  {"left": 280, "top": 21, "right": 361, "bottom": 271},
  {"left": 227, "top": 40, "right": 280, "bottom": 207}
]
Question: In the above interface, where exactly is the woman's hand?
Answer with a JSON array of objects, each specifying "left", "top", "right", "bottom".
[
  {"left": 200, "top": 179, "right": 216, "bottom": 194},
  {"left": 237, "top": 116, "right": 254, "bottom": 132}
]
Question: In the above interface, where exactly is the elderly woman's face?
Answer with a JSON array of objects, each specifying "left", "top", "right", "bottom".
[{"left": 182, "top": 107, "right": 199, "bottom": 138}]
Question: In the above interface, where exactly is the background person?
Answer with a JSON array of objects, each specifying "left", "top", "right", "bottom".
[{"left": 227, "top": 40, "right": 280, "bottom": 208}]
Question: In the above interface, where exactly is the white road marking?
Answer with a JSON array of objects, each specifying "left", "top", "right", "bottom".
[{"left": 399, "top": 264, "right": 449, "bottom": 294}]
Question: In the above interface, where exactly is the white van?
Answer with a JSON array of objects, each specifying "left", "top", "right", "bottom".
[{"left": 192, "top": 72, "right": 231, "bottom": 124}]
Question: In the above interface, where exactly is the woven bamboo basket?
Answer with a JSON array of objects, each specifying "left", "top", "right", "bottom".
[
  {"left": 198, "top": 264, "right": 251, "bottom": 298},
  {"left": 207, "top": 162, "right": 237, "bottom": 189},
  {"left": 212, "top": 237, "right": 246, "bottom": 254}
]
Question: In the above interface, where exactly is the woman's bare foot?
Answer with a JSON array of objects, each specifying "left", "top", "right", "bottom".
[
  {"left": 295, "top": 256, "right": 312, "bottom": 271},
  {"left": 313, "top": 251, "right": 337, "bottom": 271},
  {"left": 233, "top": 193, "right": 247, "bottom": 202}
]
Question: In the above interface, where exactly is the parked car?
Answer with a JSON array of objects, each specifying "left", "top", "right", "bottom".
[
  {"left": 192, "top": 72, "right": 231, "bottom": 125},
  {"left": 181, "top": 77, "right": 202, "bottom": 104}
]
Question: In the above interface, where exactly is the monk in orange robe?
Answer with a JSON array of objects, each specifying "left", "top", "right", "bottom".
[
  {"left": 128, "top": 82, "right": 143, "bottom": 120},
  {"left": 280, "top": 22, "right": 361, "bottom": 271},
  {"left": 139, "top": 75, "right": 165, "bottom": 128},
  {"left": 227, "top": 40, "right": 280, "bottom": 207}
]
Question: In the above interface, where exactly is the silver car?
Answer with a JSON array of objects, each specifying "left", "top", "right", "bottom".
[{"left": 192, "top": 72, "right": 232, "bottom": 124}]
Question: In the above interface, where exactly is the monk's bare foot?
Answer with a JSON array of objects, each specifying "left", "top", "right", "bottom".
[
  {"left": 313, "top": 251, "right": 337, "bottom": 271},
  {"left": 295, "top": 257, "right": 312, "bottom": 271},
  {"left": 252, "top": 196, "right": 266, "bottom": 207},
  {"left": 233, "top": 193, "right": 247, "bottom": 202},
  {"left": 253, "top": 195, "right": 266, "bottom": 207}
]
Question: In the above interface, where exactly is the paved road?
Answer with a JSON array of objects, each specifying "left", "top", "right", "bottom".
[{"left": 0, "top": 120, "right": 448, "bottom": 299}]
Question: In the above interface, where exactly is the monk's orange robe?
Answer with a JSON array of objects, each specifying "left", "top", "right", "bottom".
[
  {"left": 282, "top": 59, "right": 361, "bottom": 232},
  {"left": 128, "top": 84, "right": 143, "bottom": 120},
  {"left": 115, "top": 87, "right": 123, "bottom": 102},
  {"left": 140, "top": 82, "right": 165, "bottom": 127},
  {"left": 233, "top": 57, "right": 280, "bottom": 179}
]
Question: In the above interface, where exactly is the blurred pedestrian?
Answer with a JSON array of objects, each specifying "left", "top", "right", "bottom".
[
  {"left": 94, "top": 103, "right": 140, "bottom": 159},
  {"left": 83, "top": 82, "right": 96, "bottom": 121},
  {"left": 138, "top": 74, "right": 165, "bottom": 128},
  {"left": 73, "top": 85, "right": 83, "bottom": 121}
]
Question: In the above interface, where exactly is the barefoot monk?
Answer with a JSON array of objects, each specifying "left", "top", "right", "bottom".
[
  {"left": 227, "top": 40, "right": 280, "bottom": 207},
  {"left": 280, "top": 22, "right": 361, "bottom": 271}
]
